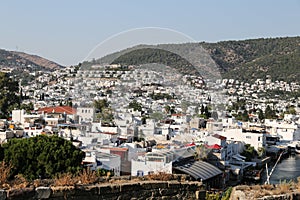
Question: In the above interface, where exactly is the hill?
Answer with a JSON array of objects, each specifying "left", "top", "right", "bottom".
[
  {"left": 91, "top": 43, "right": 220, "bottom": 80},
  {"left": 201, "top": 36, "right": 300, "bottom": 82},
  {"left": 0, "top": 49, "right": 63, "bottom": 71},
  {"left": 89, "top": 36, "right": 300, "bottom": 83}
]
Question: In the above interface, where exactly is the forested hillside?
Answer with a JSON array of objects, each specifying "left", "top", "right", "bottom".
[
  {"left": 90, "top": 36, "right": 300, "bottom": 83},
  {"left": 111, "top": 48, "right": 198, "bottom": 75},
  {"left": 201, "top": 36, "right": 300, "bottom": 82}
]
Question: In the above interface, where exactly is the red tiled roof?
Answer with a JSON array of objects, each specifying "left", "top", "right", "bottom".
[{"left": 38, "top": 106, "right": 76, "bottom": 115}]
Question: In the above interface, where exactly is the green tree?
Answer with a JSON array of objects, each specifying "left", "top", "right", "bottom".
[
  {"left": 201, "top": 104, "right": 205, "bottom": 114},
  {"left": 181, "top": 101, "right": 189, "bottom": 114},
  {"left": 94, "top": 99, "right": 109, "bottom": 112},
  {"left": 2, "top": 135, "right": 85, "bottom": 180},
  {"left": 241, "top": 144, "right": 257, "bottom": 161},
  {"left": 258, "top": 109, "right": 265, "bottom": 121},
  {"left": 20, "top": 103, "right": 34, "bottom": 114},
  {"left": 265, "top": 105, "right": 277, "bottom": 119},
  {"left": 164, "top": 105, "right": 171, "bottom": 114},
  {"left": 285, "top": 105, "right": 296, "bottom": 115},
  {"left": 241, "top": 110, "right": 249, "bottom": 122},
  {"left": 150, "top": 112, "right": 164, "bottom": 121},
  {"left": 128, "top": 100, "right": 142, "bottom": 112},
  {"left": 204, "top": 106, "right": 211, "bottom": 119},
  {"left": 0, "top": 72, "right": 20, "bottom": 118}
]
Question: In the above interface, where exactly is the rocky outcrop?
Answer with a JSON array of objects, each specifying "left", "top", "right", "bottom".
[{"left": 230, "top": 185, "right": 300, "bottom": 200}]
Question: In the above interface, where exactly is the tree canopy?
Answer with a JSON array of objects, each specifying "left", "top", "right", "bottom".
[
  {"left": 1, "top": 135, "right": 85, "bottom": 180},
  {"left": 0, "top": 72, "right": 20, "bottom": 118}
]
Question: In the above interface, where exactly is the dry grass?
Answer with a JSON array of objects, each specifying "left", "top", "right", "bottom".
[
  {"left": 33, "top": 179, "right": 42, "bottom": 188},
  {"left": 10, "top": 174, "right": 30, "bottom": 189},
  {"left": 54, "top": 173, "right": 77, "bottom": 186},
  {"left": 251, "top": 190, "right": 262, "bottom": 198},
  {"left": 296, "top": 177, "right": 300, "bottom": 191},
  {"left": 261, "top": 184, "right": 274, "bottom": 190},
  {"left": 54, "top": 168, "right": 99, "bottom": 186},
  {"left": 77, "top": 168, "right": 98, "bottom": 185},
  {"left": 0, "top": 161, "right": 12, "bottom": 188},
  {"left": 238, "top": 181, "right": 297, "bottom": 198},
  {"left": 276, "top": 181, "right": 292, "bottom": 194},
  {"left": 147, "top": 172, "right": 173, "bottom": 181}
]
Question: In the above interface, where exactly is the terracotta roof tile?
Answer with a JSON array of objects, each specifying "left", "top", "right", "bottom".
[{"left": 38, "top": 106, "right": 76, "bottom": 115}]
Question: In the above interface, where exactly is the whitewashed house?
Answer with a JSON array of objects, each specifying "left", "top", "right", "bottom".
[{"left": 77, "top": 107, "right": 95, "bottom": 123}]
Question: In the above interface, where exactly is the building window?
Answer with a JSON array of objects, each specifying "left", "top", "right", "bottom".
[
  {"left": 246, "top": 136, "right": 251, "bottom": 139},
  {"left": 258, "top": 137, "right": 261, "bottom": 141},
  {"left": 137, "top": 170, "right": 144, "bottom": 177}
]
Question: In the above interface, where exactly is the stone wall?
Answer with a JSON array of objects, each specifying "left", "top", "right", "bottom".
[{"left": 0, "top": 181, "right": 206, "bottom": 200}]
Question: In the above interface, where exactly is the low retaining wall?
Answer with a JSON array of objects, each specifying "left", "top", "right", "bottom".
[{"left": 0, "top": 181, "right": 206, "bottom": 200}]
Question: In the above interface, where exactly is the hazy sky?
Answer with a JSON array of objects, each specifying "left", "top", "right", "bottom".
[{"left": 1, "top": 0, "right": 299, "bottom": 66}]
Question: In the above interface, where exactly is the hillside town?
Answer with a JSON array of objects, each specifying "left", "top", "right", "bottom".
[{"left": 1, "top": 64, "right": 300, "bottom": 189}]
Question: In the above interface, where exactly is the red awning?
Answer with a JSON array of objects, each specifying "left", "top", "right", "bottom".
[
  {"left": 186, "top": 142, "right": 195, "bottom": 147},
  {"left": 205, "top": 144, "right": 221, "bottom": 149}
]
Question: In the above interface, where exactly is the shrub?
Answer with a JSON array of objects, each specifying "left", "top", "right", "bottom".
[{"left": 221, "top": 187, "right": 232, "bottom": 200}]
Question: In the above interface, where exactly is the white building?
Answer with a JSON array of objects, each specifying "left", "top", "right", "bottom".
[
  {"left": 131, "top": 151, "right": 173, "bottom": 176},
  {"left": 265, "top": 119, "right": 300, "bottom": 141},
  {"left": 82, "top": 150, "right": 121, "bottom": 176},
  {"left": 76, "top": 107, "right": 95, "bottom": 123},
  {"left": 12, "top": 109, "right": 42, "bottom": 125},
  {"left": 222, "top": 128, "right": 266, "bottom": 150}
]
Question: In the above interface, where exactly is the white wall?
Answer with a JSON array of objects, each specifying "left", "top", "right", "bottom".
[
  {"left": 222, "top": 128, "right": 265, "bottom": 150},
  {"left": 131, "top": 160, "right": 172, "bottom": 176},
  {"left": 77, "top": 107, "right": 95, "bottom": 123},
  {"left": 24, "top": 127, "right": 44, "bottom": 137},
  {"left": 12, "top": 109, "right": 24, "bottom": 124},
  {"left": 99, "top": 155, "right": 121, "bottom": 176}
]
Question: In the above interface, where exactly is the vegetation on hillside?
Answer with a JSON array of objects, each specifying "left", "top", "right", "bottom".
[
  {"left": 201, "top": 36, "right": 300, "bottom": 82},
  {"left": 111, "top": 48, "right": 199, "bottom": 75},
  {"left": 90, "top": 36, "right": 300, "bottom": 84}
]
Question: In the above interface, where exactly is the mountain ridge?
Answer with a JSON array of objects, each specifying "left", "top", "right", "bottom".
[{"left": 0, "top": 48, "right": 63, "bottom": 71}]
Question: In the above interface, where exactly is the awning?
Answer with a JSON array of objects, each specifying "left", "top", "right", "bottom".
[
  {"left": 173, "top": 160, "right": 223, "bottom": 181},
  {"left": 205, "top": 144, "right": 221, "bottom": 149}
]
